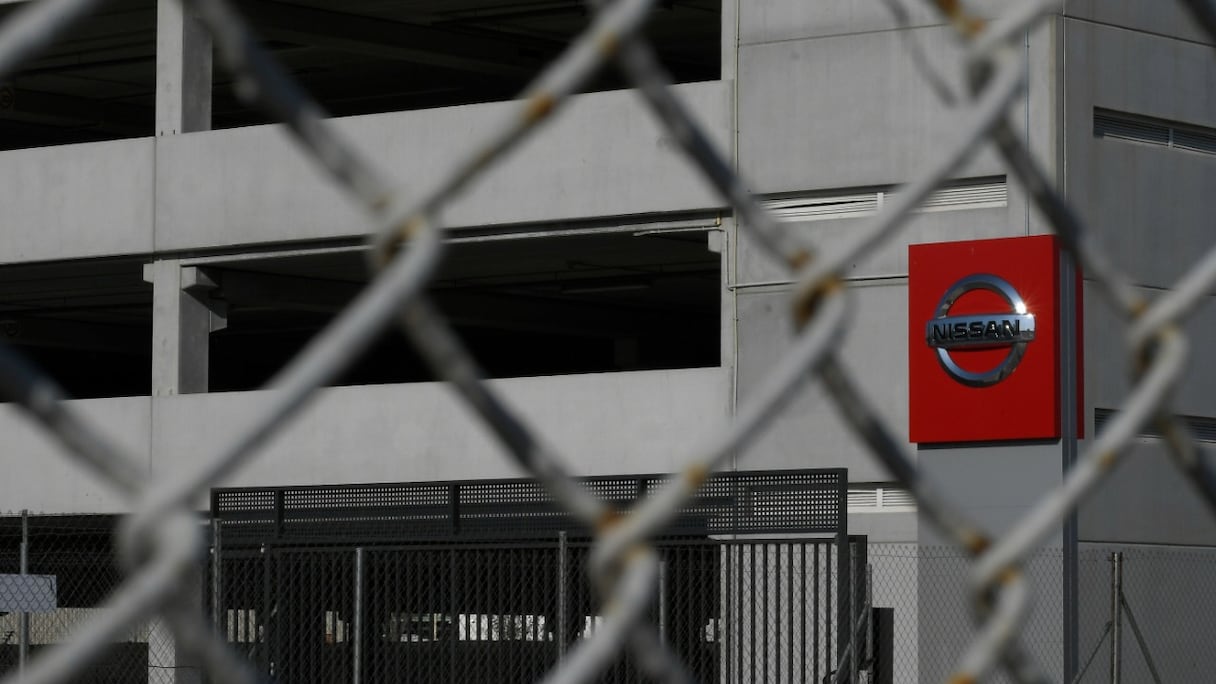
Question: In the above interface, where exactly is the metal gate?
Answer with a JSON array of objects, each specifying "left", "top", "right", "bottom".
[
  {"left": 208, "top": 470, "right": 857, "bottom": 682},
  {"left": 210, "top": 537, "right": 861, "bottom": 683}
]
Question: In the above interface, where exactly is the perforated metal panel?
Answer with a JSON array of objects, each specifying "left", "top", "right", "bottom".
[{"left": 210, "top": 469, "right": 846, "bottom": 545}]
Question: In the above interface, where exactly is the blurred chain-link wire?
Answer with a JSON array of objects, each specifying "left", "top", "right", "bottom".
[{"left": 0, "top": 0, "right": 1215, "bottom": 682}]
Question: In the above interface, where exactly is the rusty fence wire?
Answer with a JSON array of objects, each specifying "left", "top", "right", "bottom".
[{"left": 0, "top": 0, "right": 1214, "bottom": 683}]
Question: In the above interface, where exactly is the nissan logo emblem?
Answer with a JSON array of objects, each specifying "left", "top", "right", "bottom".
[{"left": 925, "top": 274, "right": 1036, "bottom": 387}]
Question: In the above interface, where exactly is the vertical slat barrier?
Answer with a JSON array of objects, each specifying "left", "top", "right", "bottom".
[
  {"left": 261, "top": 546, "right": 271, "bottom": 677},
  {"left": 557, "top": 531, "right": 567, "bottom": 662},
  {"left": 203, "top": 534, "right": 850, "bottom": 684},
  {"left": 787, "top": 542, "right": 794, "bottom": 684},
  {"left": 352, "top": 547, "right": 363, "bottom": 684},
  {"left": 17, "top": 511, "right": 27, "bottom": 679},
  {"left": 763, "top": 543, "right": 770, "bottom": 682}
]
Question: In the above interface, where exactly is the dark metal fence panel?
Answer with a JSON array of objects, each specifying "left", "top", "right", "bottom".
[
  {"left": 211, "top": 469, "right": 848, "bottom": 545},
  {"left": 206, "top": 470, "right": 856, "bottom": 682},
  {"left": 362, "top": 544, "right": 558, "bottom": 682},
  {"left": 208, "top": 536, "right": 859, "bottom": 684},
  {"left": 270, "top": 548, "right": 355, "bottom": 683}
]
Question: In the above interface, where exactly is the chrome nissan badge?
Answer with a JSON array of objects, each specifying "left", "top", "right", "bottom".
[{"left": 925, "top": 273, "right": 1035, "bottom": 387}]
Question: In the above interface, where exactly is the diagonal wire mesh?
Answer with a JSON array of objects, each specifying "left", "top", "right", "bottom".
[{"left": 0, "top": 0, "right": 1214, "bottom": 682}]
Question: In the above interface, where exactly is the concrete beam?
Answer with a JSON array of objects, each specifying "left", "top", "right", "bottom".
[
  {"left": 241, "top": 0, "right": 545, "bottom": 78},
  {"left": 157, "top": 0, "right": 211, "bottom": 135}
]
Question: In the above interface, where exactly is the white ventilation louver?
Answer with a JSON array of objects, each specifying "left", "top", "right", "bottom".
[
  {"left": 904, "top": 182, "right": 1008, "bottom": 213},
  {"left": 847, "top": 489, "right": 879, "bottom": 510},
  {"left": 765, "top": 194, "right": 880, "bottom": 221},
  {"left": 768, "top": 178, "right": 1007, "bottom": 223},
  {"left": 879, "top": 488, "right": 916, "bottom": 508},
  {"left": 847, "top": 485, "right": 916, "bottom": 513}
]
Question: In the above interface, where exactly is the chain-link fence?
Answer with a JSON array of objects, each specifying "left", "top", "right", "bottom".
[
  {"left": 1074, "top": 545, "right": 1216, "bottom": 684},
  {"left": 868, "top": 543, "right": 1216, "bottom": 684},
  {"left": 0, "top": 513, "right": 178, "bottom": 684},
  {"left": 0, "top": 0, "right": 1215, "bottom": 682}
]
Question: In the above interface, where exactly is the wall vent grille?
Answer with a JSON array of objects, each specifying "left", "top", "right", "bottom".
[
  {"left": 768, "top": 177, "right": 1006, "bottom": 223},
  {"left": 1094, "top": 108, "right": 1216, "bottom": 158},
  {"left": 1094, "top": 408, "right": 1216, "bottom": 442},
  {"left": 847, "top": 484, "right": 916, "bottom": 513}
]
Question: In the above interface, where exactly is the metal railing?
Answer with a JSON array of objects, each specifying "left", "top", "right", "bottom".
[{"left": 1, "top": 0, "right": 1215, "bottom": 682}]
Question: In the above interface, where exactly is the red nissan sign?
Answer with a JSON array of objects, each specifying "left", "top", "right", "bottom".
[{"left": 908, "top": 235, "right": 1082, "bottom": 443}]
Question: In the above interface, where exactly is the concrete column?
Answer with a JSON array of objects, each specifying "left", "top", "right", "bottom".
[
  {"left": 916, "top": 443, "right": 1067, "bottom": 682},
  {"left": 146, "top": 261, "right": 226, "bottom": 396},
  {"left": 157, "top": 0, "right": 212, "bottom": 135}
]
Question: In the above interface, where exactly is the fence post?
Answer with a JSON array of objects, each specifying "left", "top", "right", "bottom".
[
  {"left": 353, "top": 547, "right": 363, "bottom": 684},
  {"left": 260, "top": 544, "right": 270, "bottom": 675},
  {"left": 1109, "top": 552, "right": 1123, "bottom": 684},
  {"left": 849, "top": 546, "right": 857, "bottom": 684},
  {"left": 18, "top": 509, "right": 28, "bottom": 678},
  {"left": 657, "top": 557, "right": 668, "bottom": 643},
  {"left": 557, "top": 531, "right": 568, "bottom": 660},
  {"left": 211, "top": 518, "right": 222, "bottom": 634},
  {"left": 870, "top": 607, "right": 894, "bottom": 684}
]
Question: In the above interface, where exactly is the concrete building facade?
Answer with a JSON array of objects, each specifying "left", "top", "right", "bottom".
[{"left": 0, "top": 0, "right": 1214, "bottom": 681}]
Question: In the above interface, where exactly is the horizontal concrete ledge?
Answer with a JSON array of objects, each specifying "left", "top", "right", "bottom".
[
  {"left": 0, "top": 367, "right": 731, "bottom": 514},
  {"left": 0, "top": 81, "right": 732, "bottom": 264},
  {"left": 154, "top": 81, "right": 733, "bottom": 252},
  {"left": 0, "top": 139, "right": 155, "bottom": 265}
]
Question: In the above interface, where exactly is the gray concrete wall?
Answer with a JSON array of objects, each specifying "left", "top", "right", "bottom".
[
  {"left": 0, "top": 139, "right": 154, "bottom": 265},
  {"left": 730, "top": 2, "right": 1065, "bottom": 503},
  {"left": 1065, "top": 17, "right": 1216, "bottom": 546},
  {"left": 154, "top": 81, "right": 731, "bottom": 251},
  {"left": 0, "top": 368, "right": 729, "bottom": 514},
  {"left": 1083, "top": 283, "right": 1216, "bottom": 425},
  {"left": 733, "top": 281, "right": 909, "bottom": 483},
  {"left": 916, "top": 441, "right": 1067, "bottom": 680},
  {"left": 738, "top": 25, "right": 1004, "bottom": 194},
  {"left": 1078, "top": 440, "right": 1216, "bottom": 546},
  {"left": 739, "top": 0, "right": 1006, "bottom": 44},
  {"left": 1064, "top": 1, "right": 1215, "bottom": 46},
  {"left": 736, "top": 3, "right": 1059, "bottom": 196},
  {"left": 0, "top": 82, "right": 730, "bottom": 265},
  {"left": 0, "top": 396, "right": 150, "bottom": 514},
  {"left": 1064, "top": 18, "right": 1216, "bottom": 290},
  {"left": 848, "top": 512, "right": 917, "bottom": 544}
]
